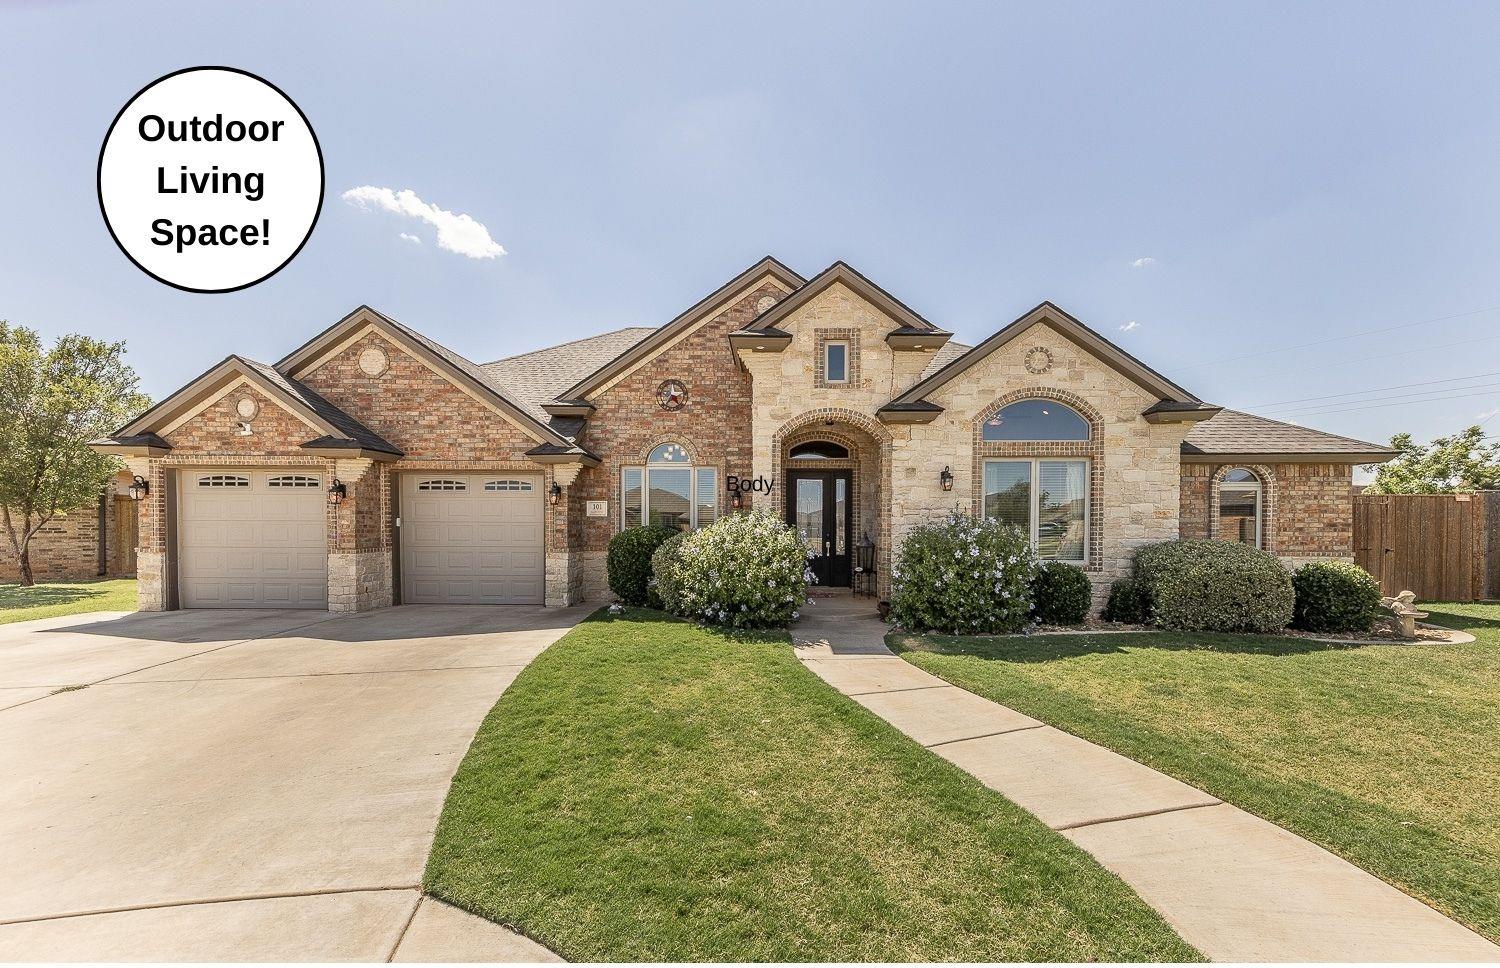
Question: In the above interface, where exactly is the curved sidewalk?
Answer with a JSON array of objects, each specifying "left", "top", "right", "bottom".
[{"left": 792, "top": 595, "right": 1500, "bottom": 963}]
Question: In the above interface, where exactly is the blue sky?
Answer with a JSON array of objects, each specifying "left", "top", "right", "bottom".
[{"left": 4, "top": 0, "right": 1500, "bottom": 458}]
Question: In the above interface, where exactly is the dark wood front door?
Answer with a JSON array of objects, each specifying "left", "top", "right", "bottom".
[{"left": 786, "top": 470, "right": 852, "bottom": 588}]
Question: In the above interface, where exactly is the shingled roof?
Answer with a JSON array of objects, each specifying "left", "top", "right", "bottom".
[
  {"left": 1183, "top": 409, "right": 1396, "bottom": 462},
  {"left": 482, "top": 328, "right": 655, "bottom": 423},
  {"left": 238, "top": 358, "right": 402, "bottom": 456}
]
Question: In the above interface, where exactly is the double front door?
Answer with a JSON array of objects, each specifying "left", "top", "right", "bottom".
[{"left": 786, "top": 470, "right": 851, "bottom": 587}]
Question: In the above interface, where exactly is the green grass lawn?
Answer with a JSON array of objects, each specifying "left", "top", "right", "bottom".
[
  {"left": 424, "top": 608, "right": 1199, "bottom": 962},
  {"left": 892, "top": 602, "right": 1500, "bottom": 942},
  {"left": 0, "top": 578, "right": 137, "bottom": 625}
]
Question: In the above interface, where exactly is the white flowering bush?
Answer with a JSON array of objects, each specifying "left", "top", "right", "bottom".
[
  {"left": 663, "top": 509, "right": 810, "bottom": 629},
  {"left": 890, "top": 513, "right": 1038, "bottom": 634}
]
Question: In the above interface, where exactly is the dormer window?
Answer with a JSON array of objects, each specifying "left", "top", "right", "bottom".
[{"left": 824, "top": 341, "right": 849, "bottom": 383}]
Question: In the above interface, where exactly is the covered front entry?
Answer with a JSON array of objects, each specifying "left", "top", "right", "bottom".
[
  {"left": 399, "top": 473, "right": 545, "bottom": 604},
  {"left": 787, "top": 469, "right": 852, "bottom": 587},
  {"left": 178, "top": 468, "right": 329, "bottom": 608}
]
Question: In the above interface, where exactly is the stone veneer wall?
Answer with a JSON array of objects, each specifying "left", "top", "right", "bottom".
[
  {"left": 571, "top": 278, "right": 792, "bottom": 600},
  {"left": 1180, "top": 461, "right": 1355, "bottom": 565}
]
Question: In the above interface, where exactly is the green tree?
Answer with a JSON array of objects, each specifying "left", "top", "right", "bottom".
[
  {"left": 1365, "top": 426, "right": 1500, "bottom": 494},
  {"left": 0, "top": 322, "right": 150, "bottom": 585}
]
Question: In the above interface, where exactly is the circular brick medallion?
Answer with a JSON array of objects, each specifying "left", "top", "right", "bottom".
[
  {"left": 755, "top": 295, "right": 778, "bottom": 314},
  {"left": 358, "top": 345, "right": 389, "bottom": 376},
  {"left": 1024, "top": 346, "right": 1054, "bottom": 375},
  {"left": 235, "top": 397, "right": 259, "bottom": 419}
]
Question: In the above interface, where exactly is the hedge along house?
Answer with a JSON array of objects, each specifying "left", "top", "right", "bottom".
[{"left": 92, "top": 257, "right": 1397, "bottom": 613}]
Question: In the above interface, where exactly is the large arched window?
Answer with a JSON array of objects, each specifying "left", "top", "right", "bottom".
[
  {"left": 1218, "top": 467, "right": 1263, "bottom": 548},
  {"left": 622, "top": 441, "right": 717, "bottom": 531},
  {"left": 789, "top": 440, "right": 850, "bottom": 460},
  {"left": 981, "top": 400, "right": 1090, "bottom": 441}
]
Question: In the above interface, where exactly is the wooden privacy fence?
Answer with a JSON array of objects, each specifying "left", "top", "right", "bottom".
[{"left": 1354, "top": 492, "right": 1499, "bottom": 602}]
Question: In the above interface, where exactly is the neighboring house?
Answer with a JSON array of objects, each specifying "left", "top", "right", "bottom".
[
  {"left": 1, "top": 471, "right": 140, "bottom": 583},
  {"left": 91, "top": 257, "right": 1396, "bottom": 613}
]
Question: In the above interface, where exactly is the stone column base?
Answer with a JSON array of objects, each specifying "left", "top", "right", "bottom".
[
  {"left": 136, "top": 551, "right": 170, "bottom": 611},
  {"left": 329, "top": 550, "right": 393, "bottom": 613}
]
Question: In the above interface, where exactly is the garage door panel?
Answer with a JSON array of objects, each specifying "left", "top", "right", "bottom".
[
  {"left": 180, "top": 469, "right": 328, "bottom": 609},
  {"left": 401, "top": 473, "right": 543, "bottom": 605}
]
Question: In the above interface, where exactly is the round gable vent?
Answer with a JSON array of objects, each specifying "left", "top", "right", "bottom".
[
  {"left": 755, "top": 295, "right": 778, "bottom": 314},
  {"left": 358, "top": 345, "right": 389, "bottom": 376},
  {"left": 235, "top": 397, "right": 259, "bottom": 419}
]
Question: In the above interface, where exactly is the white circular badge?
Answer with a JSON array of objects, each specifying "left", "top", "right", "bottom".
[{"left": 98, "top": 67, "right": 324, "bottom": 293}]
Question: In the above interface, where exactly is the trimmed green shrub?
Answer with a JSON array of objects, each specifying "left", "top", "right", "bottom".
[
  {"left": 607, "top": 525, "right": 679, "bottom": 607},
  {"left": 649, "top": 532, "right": 689, "bottom": 615},
  {"left": 890, "top": 514, "right": 1038, "bottom": 635},
  {"left": 668, "top": 510, "right": 808, "bottom": 629},
  {"left": 1031, "top": 561, "right": 1092, "bottom": 625},
  {"left": 1292, "top": 560, "right": 1382, "bottom": 633},
  {"left": 1101, "top": 577, "right": 1151, "bottom": 624},
  {"left": 1136, "top": 539, "right": 1294, "bottom": 633}
]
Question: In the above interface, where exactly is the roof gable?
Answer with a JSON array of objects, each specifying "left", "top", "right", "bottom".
[
  {"left": 746, "top": 261, "right": 949, "bottom": 336},
  {"left": 274, "top": 305, "right": 578, "bottom": 451},
  {"left": 106, "top": 355, "right": 401, "bottom": 457},
  {"left": 891, "top": 301, "right": 1200, "bottom": 406},
  {"left": 558, "top": 256, "right": 804, "bottom": 401}
]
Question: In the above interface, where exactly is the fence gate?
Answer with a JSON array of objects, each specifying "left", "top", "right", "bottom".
[{"left": 1353, "top": 492, "right": 1496, "bottom": 602}]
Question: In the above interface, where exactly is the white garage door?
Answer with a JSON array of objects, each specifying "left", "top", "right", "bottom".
[
  {"left": 178, "top": 469, "right": 328, "bottom": 608},
  {"left": 400, "top": 474, "right": 545, "bottom": 605}
]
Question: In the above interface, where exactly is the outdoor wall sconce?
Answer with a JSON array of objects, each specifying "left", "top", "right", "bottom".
[
  {"left": 127, "top": 475, "right": 150, "bottom": 501},
  {"left": 940, "top": 466, "right": 954, "bottom": 491},
  {"left": 548, "top": 482, "right": 563, "bottom": 506},
  {"left": 327, "top": 479, "right": 347, "bottom": 506},
  {"left": 730, "top": 489, "right": 743, "bottom": 510}
]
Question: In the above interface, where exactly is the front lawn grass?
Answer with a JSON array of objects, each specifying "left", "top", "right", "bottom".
[
  {"left": 0, "top": 578, "right": 137, "bottom": 625},
  {"left": 891, "top": 602, "right": 1500, "bottom": 942},
  {"left": 424, "top": 608, "right": 1200, "bottom": 962}
]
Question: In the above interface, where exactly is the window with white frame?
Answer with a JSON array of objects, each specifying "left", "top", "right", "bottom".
[
  {"left": 823, "top": 340, "right": 849, "bottom": 383},
  {"left": 622, "top": 442, "right": 717, "bottom": 531},
  {"left": 1218, "top": 467, "right": 1262, "bottom": 548},
  {"left": 982, "top": 459, "right": 1089, "bottom": 563}
]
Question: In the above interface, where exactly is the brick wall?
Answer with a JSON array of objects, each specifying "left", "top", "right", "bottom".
[
  {"left": 0, "top": 499, "right": 104, "bottom": 582},
  {"left": 571, "top": 280, "right": 790, "bottom": 598},
  {"left": 1179, "top": 461, "right": 1354, "bottom": 562}
]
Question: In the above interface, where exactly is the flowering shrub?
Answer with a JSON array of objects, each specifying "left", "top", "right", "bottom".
[
  {"left": 606, "top": 525, "right": 679, "bottom": 607},
  {"left": 649, "top": 532, "right": 689, "bottom": 615},
  {"left": 890, "top": 514, "right": 1037, "bottom": 634},
  {"left": 1031, "top": 561, "right": 1092, "bottom": 625},
  {"left": 665, "top": 510, "right": 809, "bottom": 629}
]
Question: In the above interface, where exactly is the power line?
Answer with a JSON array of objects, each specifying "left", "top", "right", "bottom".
[
  {"left": 1246, "top": 370, "right": 1500, "bottom": 408},
  {"left": 1280, "top": 387, "right": 1500, "bottom": 419},
  {"left": 1216, "top": 330, "right": 1500, "bottom": 385},
  {"left": 1168, "top": 304, "right": 1500, "bottom": 373},
  {"left": 1260, "top": 380, "right": 1500, "bottom": 416}
]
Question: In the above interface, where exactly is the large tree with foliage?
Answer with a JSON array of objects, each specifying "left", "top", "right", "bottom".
[
  {"left": 0, "top": 322, "right": 150, "bottom": 585},
  {"left": 1364, "top": 425, "right": 1500, "bottom": 494}
]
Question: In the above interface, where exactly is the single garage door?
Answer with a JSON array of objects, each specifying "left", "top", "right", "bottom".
[
  {"left": 178, "top": 468, "right": 328, "bottom": 608},
  {"left": 401, "top": 473, "right": 544, "bottom": 604}
]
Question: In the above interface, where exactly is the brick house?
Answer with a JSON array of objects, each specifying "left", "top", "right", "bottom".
[
  {"left": 1, "top": 470, "right": 140, "bottom": 583},
  {"left": 90, "top": 257, "right": 1395, "bottom": 612}
]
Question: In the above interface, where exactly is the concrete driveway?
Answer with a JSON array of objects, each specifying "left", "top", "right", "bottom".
[{"left": 0, "top": 604, "right": 589, "bottom": 961}]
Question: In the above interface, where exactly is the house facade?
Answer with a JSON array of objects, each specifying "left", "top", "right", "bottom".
[{"left": 91, "top": 257, "right": 1396, "bottom": 613}]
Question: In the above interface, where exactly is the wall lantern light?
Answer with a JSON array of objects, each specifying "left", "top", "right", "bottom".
[
  {"left": 730, "top": 489, "right": 743, "bottom": 511},
  {"left": 940, "top": 466, "right": 954, "bottom": 492},
  {"left": 327, "top": 479, "right": 347, "bottom": 506},
  {"left": 548, "top": 482, "right": 563, "bottom": 506},
  {"left": 127, "top": 475, "right": 150, "bottom": 501}
]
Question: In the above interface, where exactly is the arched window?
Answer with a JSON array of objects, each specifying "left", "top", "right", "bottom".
[
  {"left": 623, "top": 441, "right": 716, "bottom": 532},
  {"left": 1218, "top": 467, "right": 1263, "bottom": 548},
  {"left": 981, "top": 400, "right": 1089, "bottom": 441},
  {"left": 789, "top": 440, "right": 850, "bottom": 460}
]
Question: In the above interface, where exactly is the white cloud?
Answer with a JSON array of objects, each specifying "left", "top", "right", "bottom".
[
  {"left": 1119, "top": 320, "right": 1140, "bottom": 332},
  {"left": 398, "top": 232, "right": 422, "bottom": 245},
  {"left": 1130, "top": 257, "right": 1156, "bottom": 268},
  {"left": 341, "top": 186, "right": 506, "bottom": 259},
  {"left": 1476, "top": 407, "right": 1500, "bottom": 422}
]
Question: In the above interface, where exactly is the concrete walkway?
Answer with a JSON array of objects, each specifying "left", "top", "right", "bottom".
[
  {"left": 0, "top": 605, "right": 581, "bottom": 961},
  {"left": 793, "top": 593, "right": 1500, "bottom": 963}
]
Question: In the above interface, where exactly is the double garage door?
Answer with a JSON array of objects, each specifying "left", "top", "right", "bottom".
[
  {"left": 176, "top": 468, "right": 545, "bottom": 608},
  {"left": 178, "top": 469, "right": 328, "bottom": 608},
  {"left": 400, "top": 473, "right": 545, "bottom": 605}
]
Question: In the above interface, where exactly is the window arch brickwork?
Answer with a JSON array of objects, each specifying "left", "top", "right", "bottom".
[
  {"left": 1208, "top": 463, "right": 1276, "bottom": 553},
  {"left": 970, "top": 387, "right": 1105, "bottom": 571}
]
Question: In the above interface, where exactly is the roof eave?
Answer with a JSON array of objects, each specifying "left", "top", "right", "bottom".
[
  {"left": 1180, "top": 449, "right": 1399, "bottom": 464},
  {"left": 886, "top": 331, "right": 952, "bottom": 351},
  {"left": 542, "top": 400, "right": 596, "bottom": 418},
  {"left": 1143, "top": 402, "right": 1224, "bottom": 424},
  {"left": 876, "top": 402, "right": 944, "bottom": 425},
  {"left": 728, "top": 329, "right": 793, "bottom": 352}
]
